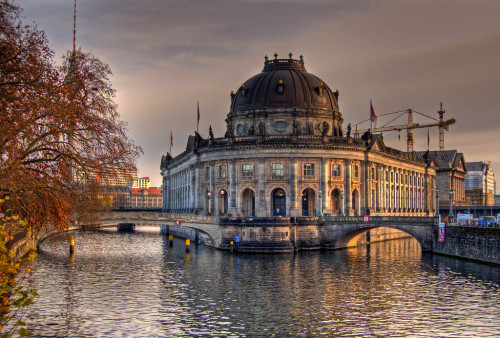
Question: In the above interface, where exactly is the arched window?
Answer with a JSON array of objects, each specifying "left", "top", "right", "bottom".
[{"left": 273, "top": 189, "right": 286, "bottom": 216}]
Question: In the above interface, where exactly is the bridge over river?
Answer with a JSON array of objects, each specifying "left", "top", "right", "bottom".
[{"left": 101, "top": 212, "right": 437, "bottom": 252}]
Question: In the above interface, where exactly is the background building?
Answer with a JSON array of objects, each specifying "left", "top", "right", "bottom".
[
  {"left": 128, "top": 177, "right": 151, "bottom": 189},
  {"left": 413, "top": 150, "right": 467, "bottom": 207},
  {"left": 465, "top": 161, "right": 496, "bottom": 206},
  {"left": 113, "top": 187, "right": 163, "bottom": 209}
]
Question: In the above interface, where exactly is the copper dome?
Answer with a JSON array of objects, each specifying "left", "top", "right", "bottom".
[{"left": 229, "top": 55, "right": 339, "bottom": 115}]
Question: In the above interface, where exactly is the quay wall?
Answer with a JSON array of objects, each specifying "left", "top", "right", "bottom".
[
  {"left": 161, "top": 224, "right": 203, "bottom": 243},
  {"left": 432, "top": 226, "right": 500, "bottom": 265}
]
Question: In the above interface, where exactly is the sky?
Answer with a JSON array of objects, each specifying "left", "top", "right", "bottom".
[{"left": 17, "top": 0, "right": 500, "bottom": 190}]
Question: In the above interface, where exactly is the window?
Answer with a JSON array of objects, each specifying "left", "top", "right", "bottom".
[
  {"left": 277, "top": 80, "right": 285, "bottom": 95},
  {"left": 332, "top": 164, "right": 341, "bottom": 177},
  {"left": 205, "top": 167, "right": 210, "bottom": 180},
  {"left": 371, "top": 167, "right": 375, "bottom": 180},
  {"left": 391, "top": 172, "right": 394, "bottom": 183},
  {"left": 303, "top": 163, "right": 315, "bottom": 176},
  {"left": 219, "top": 165, "right": 227, "bottom": 178},
  {"left": 385, "top": 171, "right": 388, "bottom": 181},
  {"left": 396, "top": 173, "right": 399, "bottom": 183},
  {"left": 242, "top": 164, "right": 253, "bottom": 177},
  {"left": 237, "top": 124, "right": 245, "bottom": 135},
  {"left": 272, "top": 163, "right": 284, "bottom": 176},
  {"left": 353, "top": 165, "right": 359, "bottom": 178},
  {"left": 274, "top": 121, "right": 287, "bottom": 132}
]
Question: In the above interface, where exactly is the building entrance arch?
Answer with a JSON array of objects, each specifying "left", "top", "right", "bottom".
[
  {"left": 241, "top": 188, "right": 255, "bottom": 217},
  {"left": 352, "top": 189, "right": 360, "bottom": 216},
  {"left": 330, "top": 189, "right": 340, "bottom": 215},
  {"left": 219, "top": 189, "right": 228, "bottom": 215},
  {"left": 205, "top": 190, "right": 211, "bottom": 215},
  {"left": 272, "top": 188, "right": 286, "bottom": 217},
  {"left": 302, "top": 188, "right": 316, "bottom": 216}
]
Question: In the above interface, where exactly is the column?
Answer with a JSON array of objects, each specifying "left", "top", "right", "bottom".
[
  {"left": 228, "top": 159, "right": 237, "bottom": 216},
  {"left": 344, "top": 159, "right": 351, "bottom": 216},
  {"left": 364, "top": 161, "right": 372, "bottom": 215},
  {"left": 257, "top": 158, "right": 266, "bottom": 216},
  {"left": 209, "top": 161, "right": 215, "bottom": 215},
  {"left": 320, "top": 158, "right": 327, "bottom": 215},
  {"left": 289, "top": 157, "right": 299, "bottom": 217},
  {"left": 194, "top": 165, "right": 200, "bottom": 213}
]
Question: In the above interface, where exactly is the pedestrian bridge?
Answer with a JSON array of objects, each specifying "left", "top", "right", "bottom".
[{"left": 100, "top": 212, "right": 437, "bottom": 251}]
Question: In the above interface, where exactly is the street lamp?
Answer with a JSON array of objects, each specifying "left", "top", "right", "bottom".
[
  {"left": 435, "top": 189, "right": 440, "bottom": 218},
  {"left": 340, "top": 190, "right": 344, "bottom": 216},
  {"left": 220, "top": 190, "right": 226, "bottom": 214},
  {"left": 448, "top": 190, "right": 454, "bottom": 221},
  {"left": 318, "top": 189, "right": 323, "bottom": 217},
  {"left": 207, "top": 191, "right": 211, "bottom": 215}
]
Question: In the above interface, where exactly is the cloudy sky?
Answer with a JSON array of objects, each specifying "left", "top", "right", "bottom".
[{"left": 18, "top": 0, "right": 500, "bottom": 189}]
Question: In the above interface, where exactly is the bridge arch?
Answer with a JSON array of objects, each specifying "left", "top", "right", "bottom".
[{"left": 328, "top": 223, "right": 433, "bottom": 251}]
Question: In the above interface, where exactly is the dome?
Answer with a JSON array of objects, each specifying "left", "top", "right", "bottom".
[{"left": 229, "top": 55, "right": 339, "bottom": 116}]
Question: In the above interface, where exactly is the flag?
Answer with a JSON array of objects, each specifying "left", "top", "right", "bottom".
[
  {"left": 170, "top": 131, "right": 173, "bottom": 148},
  {"left": 370, "top": 100, "right": 377, "bottom": 122},
  {"left": 427, "top": 128, "right": 430, "bottom": 150}
]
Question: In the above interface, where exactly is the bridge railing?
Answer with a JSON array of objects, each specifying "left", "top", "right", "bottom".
[
  {"left": 220, "top": 215, "right": 437, "bottom": 226},
  {"left": 101, "top": 211, "right": 219, "bottom": 224},
  {"left": 102, "top": 212, "right": 437, "bottom": 226},
  {"left": 321, "top": 215, "right": 437, "bottom": 225}
]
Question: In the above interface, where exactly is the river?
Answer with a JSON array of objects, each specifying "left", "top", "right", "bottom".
[{"left": 24, "top": 226, "right": 499, "bottom": 337}]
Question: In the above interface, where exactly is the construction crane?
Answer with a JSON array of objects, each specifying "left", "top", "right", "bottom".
[{"left": 355, "top": 103, "right": 455, "bottom": 152}]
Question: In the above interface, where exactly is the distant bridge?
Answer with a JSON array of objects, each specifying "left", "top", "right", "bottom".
[{"left": 101, "top": 212, "right": 223, "bottom": 248}]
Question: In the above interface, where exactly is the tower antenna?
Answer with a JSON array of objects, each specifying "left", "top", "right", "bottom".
[{"left": 73, "top": 0, "right": 77, "bottom": 55}]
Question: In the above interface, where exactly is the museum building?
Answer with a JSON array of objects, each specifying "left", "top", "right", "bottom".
[{"left": 160, "top": 55, "right": 438, "bottom": 218}]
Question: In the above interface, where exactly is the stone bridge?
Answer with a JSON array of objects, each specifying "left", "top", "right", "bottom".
[
  {"left": 100, "top": 212, "right": 223, "bottom": 248},
  {"left": 100, "top": 212, "right": 437, "bottom": 251},
  {"left": 319, "top": 216, "right": 437, "bottom": 251}
]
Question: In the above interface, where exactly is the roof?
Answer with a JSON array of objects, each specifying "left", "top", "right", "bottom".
[
  {"left": 229, "top": 57, "right": 339, "bottom": 114},
  {"left": 412, "top": 150, "right": 467, "bottom": 172},
  {"left": 466, "top": 161, "right": 485, "bottom": 172},
  {"left": 129, "top": 187, "right": 162, "bottom": 195}
]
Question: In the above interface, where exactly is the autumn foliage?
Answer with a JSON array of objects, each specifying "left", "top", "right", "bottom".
[
  {"left": 0, "top": 0, "right": 142, "bottom": 235},
  {"left": 1, "top": 1, "right": 142, "bottom": 334}
]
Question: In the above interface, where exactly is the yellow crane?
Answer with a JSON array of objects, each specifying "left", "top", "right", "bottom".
[{"left": 355, "top": 103, "right": 455, "bottom": 152}]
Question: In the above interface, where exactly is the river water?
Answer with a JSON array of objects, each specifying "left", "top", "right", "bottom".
[{"left": 25, "top": 226, "right": 499, "bottom": 337}]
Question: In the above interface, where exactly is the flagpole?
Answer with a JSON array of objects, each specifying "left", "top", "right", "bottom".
[
  {"left": 370, "top": 100, "right": 373, "bottom": 131},
  {"left": 197, "top": 101, "right": 200, "bottom": 134}
]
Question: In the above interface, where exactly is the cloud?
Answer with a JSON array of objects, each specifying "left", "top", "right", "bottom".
[{"left": 16, "top": 0, "right": 500, "bottom": 189}]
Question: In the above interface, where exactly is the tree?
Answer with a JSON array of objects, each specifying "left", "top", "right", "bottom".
[
  {"left": 0, "top": 1, "right": 142, "bottom": 234},
  {"left": 0, "top": 1, "right": 142, "bottom": 333}
]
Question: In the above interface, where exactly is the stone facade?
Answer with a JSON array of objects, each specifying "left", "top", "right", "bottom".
[
  {"left": 161, "top": 57, "right": 438, "bottom": 219},
  {"left": 413, "top": 150, "right": 467, "bottom": 206}
]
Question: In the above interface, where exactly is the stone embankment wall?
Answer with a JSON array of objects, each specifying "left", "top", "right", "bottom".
[
  {"left": 433, "top": 226, "right": 499, "bottom": 265},
  {"left": 161, "top": 224, "right": 201, "bottom": 242}
]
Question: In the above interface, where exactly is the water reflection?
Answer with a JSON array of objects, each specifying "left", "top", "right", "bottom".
[{"left": 25, "top": 228, "right": 500, "bottom": 337}]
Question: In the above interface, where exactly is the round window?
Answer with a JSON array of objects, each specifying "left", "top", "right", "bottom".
[
  {"left": 274, "top": 121, "right": 287, "bottom": 132},
  {"left": 236, "top": 124, "right": 245, "bottom": 135}
]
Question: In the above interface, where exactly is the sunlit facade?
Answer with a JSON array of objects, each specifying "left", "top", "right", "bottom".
[{"left": 161, "top": 56, "right": 437, "bottom": 217}]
